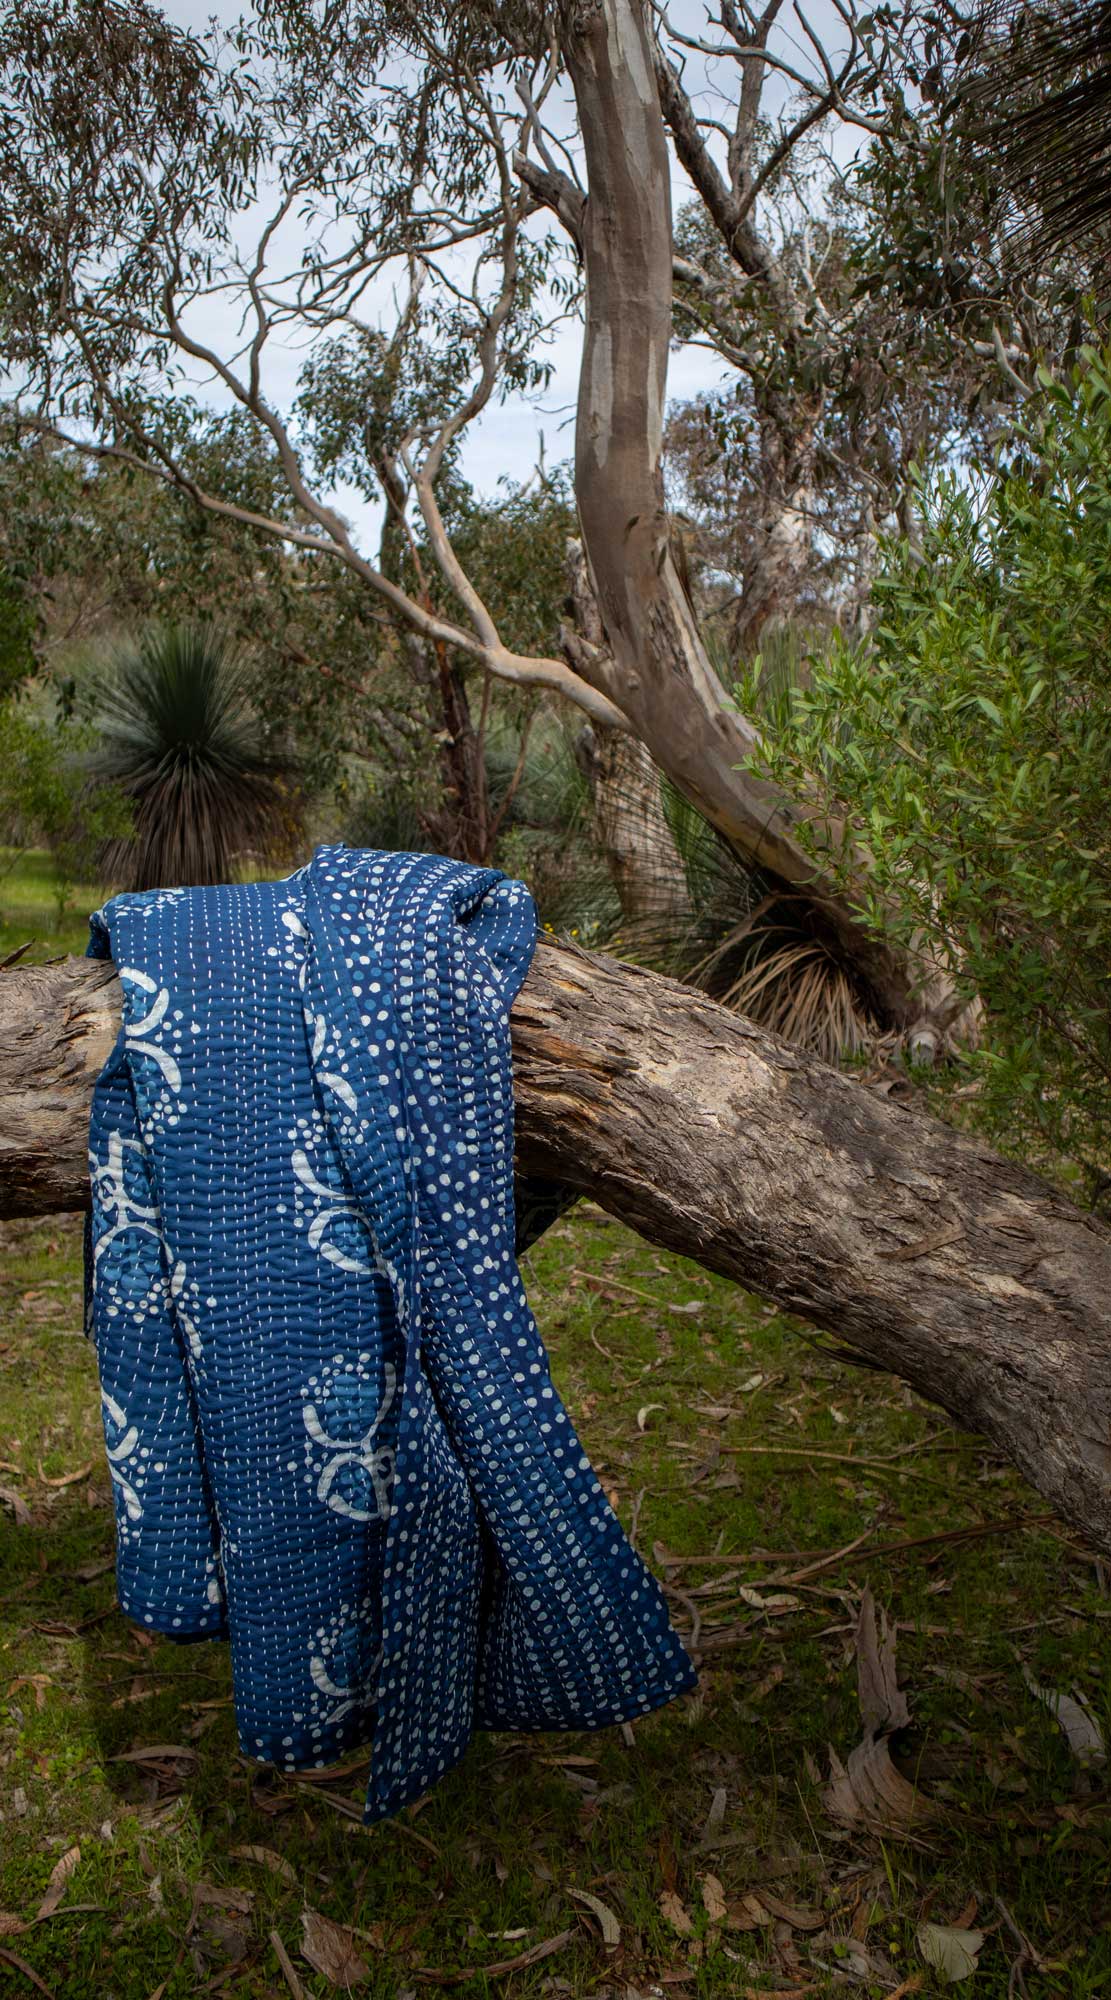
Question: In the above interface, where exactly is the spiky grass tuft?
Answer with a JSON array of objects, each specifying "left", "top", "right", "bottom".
[
  {"left": 89, "top": 623, "right": 299, "bottom": 892},
  {"left": 958, "top": 0, "right": 1111, "bottom": 256}
]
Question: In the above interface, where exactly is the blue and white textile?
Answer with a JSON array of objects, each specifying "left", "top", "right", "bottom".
[{"left": 85, "top": 846, "right": 697, "bottom": 1821}]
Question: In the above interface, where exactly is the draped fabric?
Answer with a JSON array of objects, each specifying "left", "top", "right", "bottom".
[{"left": 85, "top": 846, "right": 697, "bottom": 1822}]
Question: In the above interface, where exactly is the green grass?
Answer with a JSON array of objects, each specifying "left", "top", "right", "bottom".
[
  {"left": 0, "top": 849, "right": 105, "bottom": 962},
  {"left": 1, "top": 1206, "right": 1108, "bottom": 1998},
  {"left": 0, "top": 849, "right": 281, "bottom": 965}
]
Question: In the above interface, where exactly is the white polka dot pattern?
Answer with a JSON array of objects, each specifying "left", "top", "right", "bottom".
[{"left": 85, "top": 846, "right": 698, "bottom": 1823}]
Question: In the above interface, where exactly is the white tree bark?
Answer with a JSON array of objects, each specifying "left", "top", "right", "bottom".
[{"left": 556, "top": 0, "right": 962, "bottom": 1038}]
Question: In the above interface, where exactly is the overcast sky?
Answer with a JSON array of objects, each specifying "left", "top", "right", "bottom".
[{"left": 150, "top": 2, "right": 853, "bottom": 550}]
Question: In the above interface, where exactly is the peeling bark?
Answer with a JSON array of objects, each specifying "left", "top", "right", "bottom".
[
  {"left": 565, "top": 539, "right": 690, "bottom": 926},
  {"left": 576, "top": 721, "right": 691, "bottom": 926},
  {"left": 3, "top": 945, "right": 1110, "bottom": 1556}
]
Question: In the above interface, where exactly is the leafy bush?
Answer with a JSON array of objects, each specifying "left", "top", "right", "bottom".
[
  {"left": 0, "top": 699, "right": 131, "bottom": 925},
  {"left": 88, "top": 623, "right": 300, "bottom": 891},
  {"left": 748, "top": 344, "right": 1111, "bottom": 1192}
]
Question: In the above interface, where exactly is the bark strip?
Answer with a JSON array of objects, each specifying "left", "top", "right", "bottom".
[{"left": 2, "top": 944, "right": 1110, "bottom": 1556}]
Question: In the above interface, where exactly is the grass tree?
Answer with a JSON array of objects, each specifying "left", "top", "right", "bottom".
[{"left": 89, "top": 624, "right": 297, "bottom": 892}]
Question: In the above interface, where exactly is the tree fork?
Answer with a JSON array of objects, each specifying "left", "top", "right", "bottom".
[
  {"left": 2, "top": 945, "right": 1110, "bottom": 1555},
  {"left": 558, "top": 0, "right": 966, "bottom": 1044}
]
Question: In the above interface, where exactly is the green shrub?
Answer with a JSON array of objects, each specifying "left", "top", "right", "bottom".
[
  {"left": 747, "top": 344, "right": 1111, "bottom": 1193},
  {"left": 0, "top": 699, "right": 131, "bottom": 925}
]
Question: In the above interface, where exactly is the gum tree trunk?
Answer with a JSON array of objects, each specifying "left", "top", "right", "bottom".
[
  {"left": 2, "top": 946, "right": 1110, "bottom": 1557},
  {"left": 565, "top": 541, "right": 691, "bottom": 928},
  {"left": 557, "top": 0, "right": 963, "bottom": 1042}
]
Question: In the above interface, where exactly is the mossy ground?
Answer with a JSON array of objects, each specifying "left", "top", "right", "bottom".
[{"left": 1, "top": 1198, "right": 1108, "bottom": 2000}]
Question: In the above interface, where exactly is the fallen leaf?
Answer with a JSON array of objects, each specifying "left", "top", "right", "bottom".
[
  {"left": 110, "top": 1685, "right": 167, "bottom": 1710},
  {"left": 917, "top": 1922, "right": 985, "bottom": 1982},
  {"left": 668, "top": 1300, "right": 705, "bottom": 1316},
  {"left": 726, "top": 1894, "right": 775, "bottom": 1932},
  {"left": 637, "top": 1404, "right": 665, "bottom": 1432},
  {"left": 557, "top": 1765, "right": 597, "bottom": 1793},
  {"left": 700, "top": 1875, "right": 727, "bottom": 1923},
  {"left": 36, "top": 1847, "right": 80, "bottom": 1920},
  {"left": 752, "top": 1889, "right": 825, "bottom": 1932},
  {"left": 286, "top": 1752, "right": 371, "bottom": 1784},
  {"left": 824, "top": 1589, "right": 935, "bottom": 1834},
  {"left": 842, "top": 1938, "right": 900, "bottom": 1984},
  {"left": 195, "top": 1913, "right": 252, "bottom": 1965},
  {"left": 0, "top": 1915, "right": 27, "bottom": 1938},
  {"left": 738, "top": 1587, "right": 801, "bottom": 1612},
  {"left": 659, "top": 1889, "right": 693, "bottom": 1935},
  {"left": 38, "top": 1461, "right": 93, "bottom": 1490},
  {"left": 109, "top": 1744, "right": 198, "bottom": 1764},
  {"left": 231, "top": 1844, "right": 298, "bottom": 1885},
  {"left": 1021, "top": 1667, "right": 1106, "bottom": 1769},
  {"left": 301, "top": 1907, "right": 370, "bottom": 1987},
  {"left": 7, "top": 1675, "right": 53, "bottom": 1712},
  {"left": 749, "top": 1664, "right": 785, "bottom": 1701},
  {"left": 567, "top": 1887, "right": 620, "bottom": 1946},
  {"left": 0, "top": 1486, "right": 30, "bottom": 1527},
  {"left": 188, "top": 1882, "right": 252, "bottom": 1926}
]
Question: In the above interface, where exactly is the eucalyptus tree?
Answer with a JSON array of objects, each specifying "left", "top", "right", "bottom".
[{"left": 0, "top": 0, "right": 1025, "bottom": 1042}]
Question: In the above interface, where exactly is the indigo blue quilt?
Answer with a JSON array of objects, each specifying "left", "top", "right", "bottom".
[{"left": 85, "top": 845, "right": 697, "bottom": 1821}]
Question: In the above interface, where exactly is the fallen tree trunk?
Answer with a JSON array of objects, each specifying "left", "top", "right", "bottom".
[{"left": 2, "top": 945, "right": 1111, "bottom": 1555}]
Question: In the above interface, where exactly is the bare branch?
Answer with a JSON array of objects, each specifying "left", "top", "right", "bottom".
[
  {"left": 515, "top": 153, "right": 586, "bottom": 255},
  {"left": 21, "top": 414, "right": 629, "bottom": 729}
]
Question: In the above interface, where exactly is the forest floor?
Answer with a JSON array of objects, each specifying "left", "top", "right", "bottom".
[{"left": 1, "top": 1198, "right": 1109, "bottom": 2000}]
